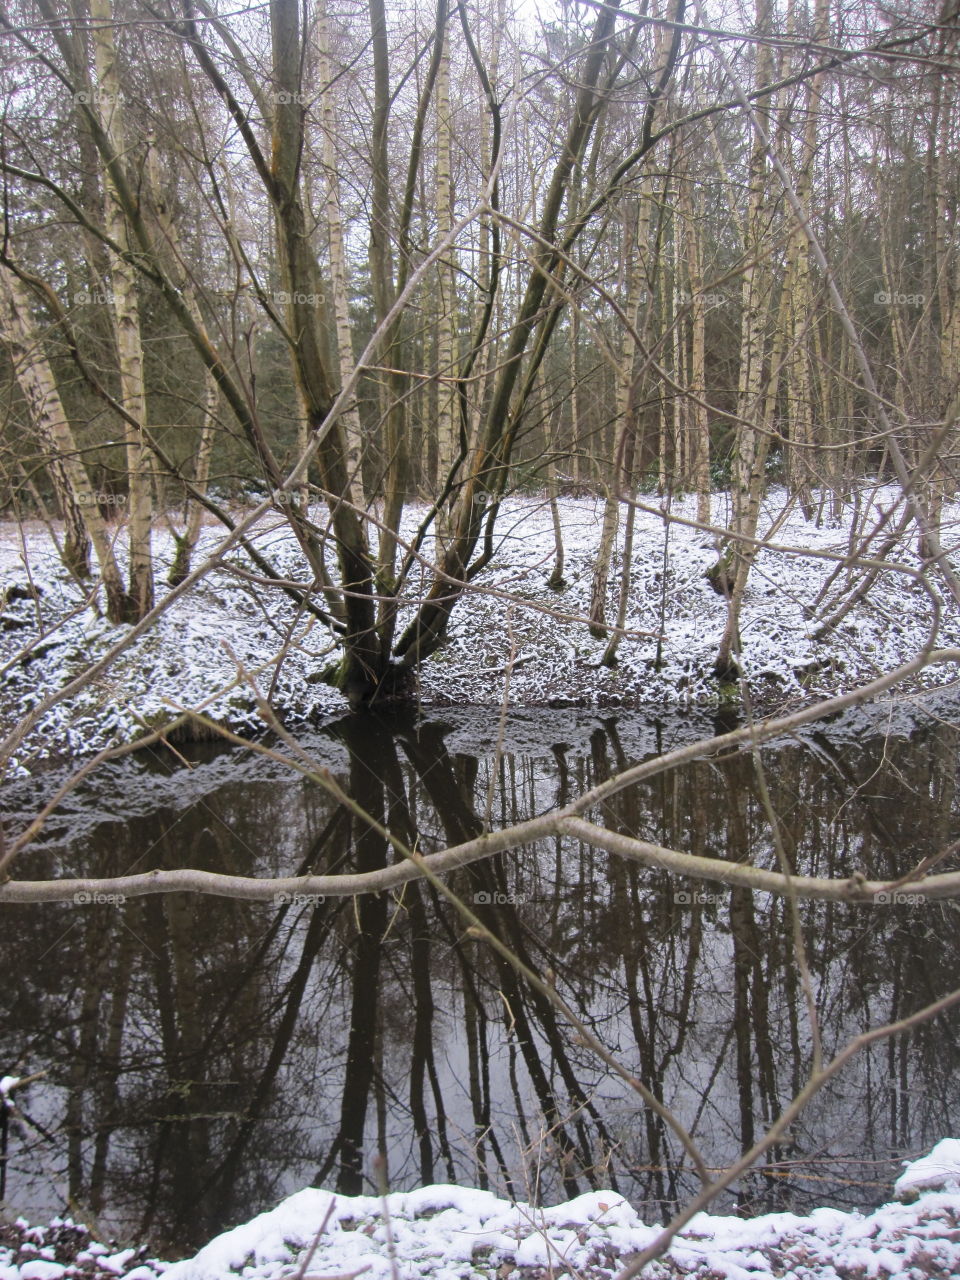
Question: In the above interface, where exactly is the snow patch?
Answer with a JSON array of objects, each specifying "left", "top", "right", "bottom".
[
  {"left": 140, "top": 1144, "right": 960, "bottom": 1280},
  {"left": 5, "top": 486, "right": 960, "bottom": 763},
  {"left": 895, "top": 1137, "right": 960, "bottom": 1198}
]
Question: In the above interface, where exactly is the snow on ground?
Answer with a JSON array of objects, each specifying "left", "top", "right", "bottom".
[
  {"left": 4, "top": 1142, "right": 960, "bottom": 1280},
  {"left": 3, "top": 484, "right": 960, "bottom": 765}
]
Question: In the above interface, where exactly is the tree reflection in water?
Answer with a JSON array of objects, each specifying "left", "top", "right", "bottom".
[{"left": 1, "top": 705, "right": 959, "bottom": 1253}]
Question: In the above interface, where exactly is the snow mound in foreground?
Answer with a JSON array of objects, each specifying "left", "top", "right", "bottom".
[
  {"left": 4, "top": 1146, "right": 960, "bottom": 1280},
  {"left": 158, "top": 1144, "right": 960, "bottom": 1280}
]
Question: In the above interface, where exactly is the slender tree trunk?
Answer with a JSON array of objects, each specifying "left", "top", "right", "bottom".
[
  {"left": 271, "top": 0, "right": 383, "bottom": 698},
  {"left": 368, "top": 0, "right": 409, "bottom": 595},
  {"left": 711, "top": 0, "right": 777, "bottom": 676},
  {"left": 682, "top": 179, "right": 711, "bottom": 525},
  {"left": 316, "top": 0, "right": 364, "bottom": 506},
  {"left": 434, "top": 27, "right": 458, "bottom": 511},
  {"left": 0, "top": 266, "right": 129, "bottom": 619},
  {"left": 671, "top": 205, "right": 685, "bottom": 490},
  {"left": 714, "top": 286, "right": 788, "bottom": 678},
  {"left": 168, "top": 368, "right": 216, "bottom": 587},
  {"left": 90, "top": 0, "right": 154, "bottom": 620},
  {"left": 590, "top": 184, "right": 653, "bottom": 637}
]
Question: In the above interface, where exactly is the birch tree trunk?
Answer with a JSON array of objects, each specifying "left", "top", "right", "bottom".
[
  {"left": 90, "top": 0, "right": 154, "bottom": 620},
  {"left": 682, "top": 177, "right": 711, "bottom": 526},
  {"left": 434, "top": 27, "right": 458, "bottom": 510},
  {"left": 316, "top": 0, "right": 364, "bottom": 507},
  {"left": 713, "top": 287, "right": 788, "bottom": 680},
  {"left": 142, "top": 140, "right": 218, "bottom": 589},
  {"left": 783, "top": 0, "right": 828, "bottom": 517},
  {"left": 168, "top": 368, "right": 216, "bottom": 587},
  {"left": 368, "top": 0, "right": 407, "bottom": 593},
  {"left": 921, "top": 70, "right": 959, "bottom": 554},
  {"left": 589, "top": 186, "right": 653, "bottom": 638},
  {"left": 0, "top": 266, "right": 129, "bottom": 619},
  {"left": 710, "top": 0, "right": 779, "bottom": 678}
]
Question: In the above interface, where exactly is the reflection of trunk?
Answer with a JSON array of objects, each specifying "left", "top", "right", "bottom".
[
  {"left": 89, "top": 927, "right": 133, "bottom": 1210},
  {"left": 209, "top": 901, "right": 335, "bottom": 1220},
  {"left": 407, "top": 879, "right": 456, "bottom": 1183},
  {"left": 730, "top": 888, "right": 756, "bottom": 1175},
  {"left": 398, "top": 732, "right": 517, "bottom": 1192},
  {"left": 65, "top": 913, "right": 114, "bottom": 1204},
  {"left": 595, "top": 719, "right": 700, "bottom": 1213},
  {"left": 208, "top": 810, "right": 348, "bottom": 1222},
  {"left": 378, "top": 726, "right": 458, "bottom": 1184},
  {"left": 409, "top": 891, "right": 436, "bottom": 1182},
  {"left": 141, "top": 894, "right": 206, "bottom": 1241},
  {"left": 401, "top": 721, "right": 614, "bottom": 1195},
  {"left": 330, "top": 718, "right": 393, "bottom": 1193},
  {"left": 476, "top": 862, "right": 619, "bottom": 1196}
]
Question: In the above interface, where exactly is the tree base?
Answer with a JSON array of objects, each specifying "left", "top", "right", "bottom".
[{"left": 323, "top": 658, "right": 416, "bottom": 710}]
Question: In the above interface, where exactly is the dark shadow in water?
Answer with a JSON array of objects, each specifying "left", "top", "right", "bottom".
[{"left": 2, "top": 702, "right": 960, "bottom": 1252}]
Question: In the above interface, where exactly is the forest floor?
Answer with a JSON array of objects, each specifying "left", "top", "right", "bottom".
[
  {"left": 2, "top": 1142, "right": 960, "bottom": 1280},
  {"left": 3, "top": 482, "right": 960, "bottom": 767}
]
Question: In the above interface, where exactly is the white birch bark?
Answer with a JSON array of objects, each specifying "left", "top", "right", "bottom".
[
  {"left": 0, "top": 267, "right": 129, "bottom": 618},
  {"left": 90, "top": 0, "right": 154, "bottom": 619},
  {"left": 589, "top": 186, "right": 652, "bottom": 638},
  {"left": 316, "top": 0, "right": 364, "bottom": 507},
  {"left": 434, "top": 28, "right": 458, "bottom": 505}
]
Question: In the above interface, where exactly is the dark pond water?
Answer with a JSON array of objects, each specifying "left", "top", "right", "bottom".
[{"left": 2, "top": 700, "right": 960, "bottom": 1255}]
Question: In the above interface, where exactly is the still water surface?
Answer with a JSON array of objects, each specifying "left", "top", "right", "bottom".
[{"left": 1, "top": 702, "right": 959, "bottom": 1253}]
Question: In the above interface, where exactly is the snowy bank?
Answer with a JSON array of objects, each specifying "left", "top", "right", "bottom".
[
  {"left": 3, "top": 486, "right": 960, "bottom": 763},
  {"left": 5, "top": 1142, "right": 960, "bottom": 1280}
]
